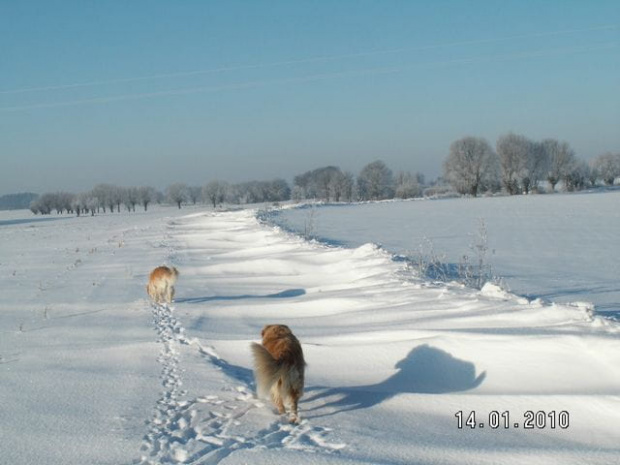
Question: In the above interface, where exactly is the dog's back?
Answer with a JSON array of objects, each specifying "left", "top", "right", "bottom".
[
  {"left": 147, "top": 266, "right": 178, "bottom": 303},
  {"left": 251, "top": 324, "right": 305, "bottom": 423},
  {"left": 149, "top": 265, "right": 178, "bottom": 283}
]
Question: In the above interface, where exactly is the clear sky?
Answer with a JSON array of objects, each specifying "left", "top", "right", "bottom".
[{"left": 1, "top": 0, "right": 618, "bottom": 195}]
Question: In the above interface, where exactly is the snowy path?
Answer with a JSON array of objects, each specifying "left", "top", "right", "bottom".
[
  {"left": 137, "top": 211, "right": 347, "bottom": 464},
  {"left": 138, "top": 300, "right": 345, "bottom": 464},
  {"left": 137, "top": 209, "right": 620, "bottom": 464},
  {"left": 1, "top": 207, "right": 619, "bottom": 464}
]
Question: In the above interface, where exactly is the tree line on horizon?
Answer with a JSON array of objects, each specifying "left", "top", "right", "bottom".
[
  {"left": 25, "top": 136, "right": 620, "bottom": 215},
  {"left": 27, "top": 161, "right": 429, "bottom": 215},
  {"left": 443, "top": 133, "right": 620, "bottom": 197}
]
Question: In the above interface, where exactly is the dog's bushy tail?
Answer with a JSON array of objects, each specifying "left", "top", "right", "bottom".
[{"left": 251, "top": 343, "right": 288, "bottom": 398}]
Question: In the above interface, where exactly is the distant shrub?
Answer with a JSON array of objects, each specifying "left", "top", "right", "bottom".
[{"left": 408, "top": 219, "right": 495, "bottom": 290}]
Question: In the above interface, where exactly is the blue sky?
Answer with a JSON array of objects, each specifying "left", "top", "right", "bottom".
[{"left": 1, "top": 0, "right": 618, "bottom": 195}]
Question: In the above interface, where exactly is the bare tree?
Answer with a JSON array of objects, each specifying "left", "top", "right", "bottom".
[
  {"left": 591, "top": 152, "right": 620, "bottom": 185},
  {"left": 526, "top": 141, "right": 550, "bottom": 193},
  {"left": 294, "top": 166, "right": 342, "bottom": 201},
  {"left": 56, "top": 192, "right": 75, "bottom": 214},
  {"left": 586, "top": 161, "right": 599, "bottom": 187},
  {"left": 91, "top": 184, "right": 112, "bottom": 213},
  {"left": 30, "top": 192, "right": 75, "bottom": 214},
  {"left": 92, "top": 184, "right": 122, "bottom": 213},
  {"left": 122, "top": 187, "right": 139, "bottom": 212},
  {"left": 85, "top": 195, "right": 98, "bottom": 216},
  {"left": 497, "top": 133, "right": 531, "bottom": 195},
  {"left": 187, "top": 186, "right": 202, "bottom": 205},
  {"left": 107, "top": 185, "right": 123, "bottom": 213},
  {"left": 542, "top": 139, "right": 576, "bottom": 191},
  {"left": 137, "top": 186, "right": 157, "bottom": 211},
  {"left": 564, "top": 160, "right": 590, "bottom": 191},
  {"left": 330, "top": 171, "right": 355, "bottom": 202},
  {"left": 202, "top": 180, "right": 228, "bottom": 208},
  {"left": 265, "top": 179, "right": 291, "bottom": 202},
  {"left": 71, "top": 194, "right": 83, "bottom": 216},
  {"left": 444, "top": 136, "right": 498, "bottom": 197},
  {"left": 357, "top": 160, "right": 395, "bottom": 200},
  {"left": 395, "top": 171, "right": 423, "bottom": 199},
  {"left": 291, "top": 185, "right": 305, "bottom": 203},
  {"left": 166, "top": 183, "right": 188, "bottom": 209}
]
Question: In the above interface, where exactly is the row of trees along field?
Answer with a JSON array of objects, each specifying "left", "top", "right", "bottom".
[
  {"left": 444, "top": 133, "right": 620, "bottom": 197},
  {"left": 28, "top": 144, "right": 619, "bottom": 215},
  {"left": 28, "top": 161, "right": 426, "bottom": 215}
]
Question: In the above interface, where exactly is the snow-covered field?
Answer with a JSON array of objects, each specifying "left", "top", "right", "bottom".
[
  {"left": 1, "top": 203, "right": 619, "bottom": 464},
  {"left": 273, "top": 190, "right": 620, "bottom": 320}
]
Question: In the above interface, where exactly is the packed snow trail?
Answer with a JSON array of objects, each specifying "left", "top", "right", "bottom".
[
  {"left": 133, "top": 208, "right": 620, "bottom": 464},
  {"left": 139, "top": 300, "right": 346, "bottom": 464}
]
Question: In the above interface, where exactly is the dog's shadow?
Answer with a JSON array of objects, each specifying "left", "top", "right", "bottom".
[
  {"left": 176, "top": 288, "right": 306, "bottom": 304},
  {"left": 305, "top": 344, "right": 486, "bottom": 417}
]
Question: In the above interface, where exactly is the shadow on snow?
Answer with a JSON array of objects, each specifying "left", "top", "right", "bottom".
[
  {"left": 305, "top": 344, "right": 486, "bottom": 418},
  {"left": 176, "top": 288, "right": 306, "bottom": 304},
  {"left": 0, "top": 216, "right": 73, "bottom": 227}
]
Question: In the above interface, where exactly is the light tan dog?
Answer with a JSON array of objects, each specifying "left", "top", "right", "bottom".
[
  {"left": 146, "top": 266, "right": 179, "bottom": 304},
  {"left": 251, "top": 324, "right": 306, "bottom": 423}
]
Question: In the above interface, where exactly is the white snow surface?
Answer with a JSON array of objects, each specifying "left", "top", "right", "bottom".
[
  {"left": 274, "top": 191, "right": 620, "bottom": 318},
  {"left": 1, "top": 205, "right": 619, "bottom": 464}
]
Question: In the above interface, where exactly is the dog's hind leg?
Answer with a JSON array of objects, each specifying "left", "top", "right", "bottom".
[
  {"left": 289, "top": 389, "right": 301, "bottom": 423},
  {"left": 272, "top": 380, "right": 286, "bottom": 415},
  {"left": 161, "top": 282, "right": 169, "bottom": 303}
]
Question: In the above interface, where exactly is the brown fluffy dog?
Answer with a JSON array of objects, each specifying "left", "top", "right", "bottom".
[
  {"left": 251, "top": 324, "right": 305, "bottom": 423},
  {"left": 146, "top": 266, "right": 179, "bottom": 304}
]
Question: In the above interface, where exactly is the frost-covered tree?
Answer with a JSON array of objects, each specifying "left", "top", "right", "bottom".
[
  {"left": 526, "top": 141, "right": 550, "bottom": 193},
  {"left": 187, "top": 186, "right": 202, "bottom": 205},
  {"left": 444, "top": 136, "right": 498, "bottom": 197},
  {"left": 357, "top": 160, "right": 395, "bottom": 200},
  {"left": 294, "top": 166, "right": 343, "bottom": 201},
  {"left": 233, "top": 181, "right": 260, "bottom": 204},
  {"left": 112, "top": 186, "right": 124, "bottom": 212},
  {"left": 30, "top": 194, "right": 53, "bottom": 214},
  {"left": 91, "top": 184, "right": 110, "bottom": 213},
  {"left": 291, "top": 185, "right": 305, "bottom": 203},
  {"left": 497, "top": 133, "right": 531, "bottom": 195},
  {"left": 591, "top": 152, "right": 620, "bottom": 185},
  {"left": 266, "top": 179, "right": 291, "bottom": 202},
  {"left": 56, "top": 192, "right": 75, "bottom": 214},
  {"left": 30, "top": 192, "right": 75, "bottom": 214},
  {"left": 395, "top": 171, "right": 424, "bottom": 199},
  {"left": 202, "top": 180, "right": 228, "bottom": 208},
  {"left": 122, "top": 187, "right": 139, "bottom": 212},
  {"left": 166, "top": 183, "right": 188, "bottom": 209},
  {"left": 564, "top": 160, "right": 590, "bottom": 192},
  {"left": 85, "top": 195, "right": 98, "bottom": 216},
  {"left": 137, "top": 186, "right": 157, "bottom": 211},
  {"left": 71, "top": 192, "right": 98, "bottom": 216},
  {"left": 71, "top": 194, "right": 84, "bottom": 216},
  {"left": 542, "top": 139, "right": 576, "bottom": 191},
  {"left": 91, "top": 184, "right": 122, "bottom": 213},
  {"left": 330, "top": 171, "right": 355, "bottom": 202},
  {"left": 586, "top": 161, "right": 599, "bottom": 187}
]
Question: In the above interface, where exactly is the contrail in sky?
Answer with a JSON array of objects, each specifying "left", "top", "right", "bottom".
[
  {"left": 0, "top": 24, "right": 616, "bottom": 96},
  {"left": 0, "top": 42, "right": 616, "bottom": 112}
]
